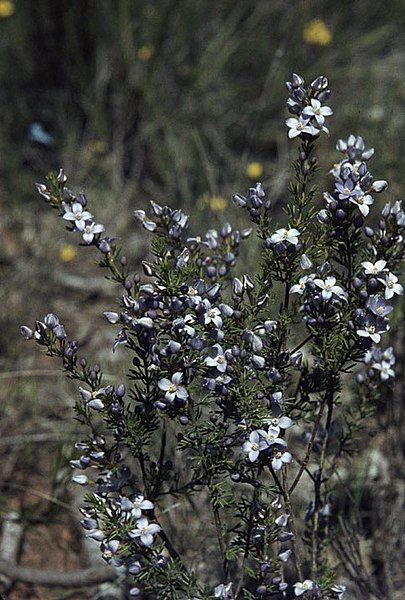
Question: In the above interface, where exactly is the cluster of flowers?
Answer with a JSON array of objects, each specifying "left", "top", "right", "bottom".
[
  {"left": 284, "top": 130, "right": 403, "bottom": 377},
  {"left": 37, "top": 171, "right": 105, "bottom": 245},
  {"left": 232, "top": 182, "right": 271, "bottom": 225},
  {"left": 242, "top": 417, "right": 293, "bottom": 471},
  {"left": 21, "top": 72, "right": 404, "bottom": 599},
  {"left": 356, "top": 345, "right": 396, "bottom": 389},
  {"left": 285, "top": 73, "right": 333, "bottom": 139},
  {"left": 135, "top": 203, "right": 252, "bottom": 282}
]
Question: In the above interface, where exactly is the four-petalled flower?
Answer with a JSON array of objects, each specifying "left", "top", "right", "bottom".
[
  {"left": 270, "top": 227, "right": 300, "bottom": 246},
  {"left": 158, "top": 372, "right": 189, "bottom": 403}
]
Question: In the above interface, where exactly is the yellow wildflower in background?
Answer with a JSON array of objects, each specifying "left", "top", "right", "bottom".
[
  {"left": 137, "top": 45, "right": 154, "bottom": 62},
  {"left": 209, "top": 196, "right": 228, "bottom": 212},
  {"left": 246, "top": 162, "right": 263, "bottom": 180},
  {"left": 303, "top": 19, "right": 332, "bottom": 46},
  {"left": 197, "top": 193, "right": 228, "bottom": 213},
  {"left": 59, "top": 244, "right": 77, "bottom": 262},
  {"left": 0, "top": 1, "right": 15, "bottom": 18},
  {"left": 88, "top": 140, "right": 108, "bottom": 155}
]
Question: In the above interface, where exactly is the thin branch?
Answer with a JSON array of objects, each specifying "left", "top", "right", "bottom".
[
  {"left": 288, "top": 393, "right": 329, "bottom": 495},
  {"left": 290, "top": 334, "right": 313, "bottom": 355},
  {"left": 268, "top": 465, "right": 303, "bottom": 581},
  {"left": 207, "top": 480, "right": 229, "bottom": 580},
  {"left": 0, "top": 560, "right": 118, "bottom": 587}
]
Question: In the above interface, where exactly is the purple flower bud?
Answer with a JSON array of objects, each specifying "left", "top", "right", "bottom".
[
  {"left": 317, "top": 89, "right": 331, "bottom": 103},
  {"left": 76, "top": 192, "right": 87, "bottom": 207},
  {"left": 311, "top": 75, "right": 328, "bottom": 90},
  {"left": 128, "top": 561, "right": 142, "bottom": 575},
  {"left": 44, "top": 313, "right": 59, "bottom": 329},
  {"left": 80, "top": 517, "right": 98, "bottom": 530},
  {"left": 54, "top": 324, "right": 67, "bottom": 340},
  {"left": 317, "top": 209, "right": 329, "bottom": 223},
  {"left": 98, "top": 238, "right": 111, "bottom": 253},
  {"left": 277, "top": 531, "right": 294, "bottom": 542},
  {"left": 233, "top": 193, "right": 247, "bottom": 207},
  {"left": 292, "top": 73, "right": 304, "bottom": 87}
]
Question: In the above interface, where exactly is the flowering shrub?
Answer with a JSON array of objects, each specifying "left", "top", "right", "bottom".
[{"left": 22, "top": 73, "right": 404, "bottom": 599}]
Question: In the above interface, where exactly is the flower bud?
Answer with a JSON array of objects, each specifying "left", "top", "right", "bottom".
[
  {"left": 142, "top": 261, "right": 154, "bottom": 276},
  {"left": 300, "top": 254, "right": 312, "bottom": 270},
  {"left": 44, "top": 313, "right": 59, "bottom": 329},
  {"left": 104, "top": 311, "right": 120, "bottom": 324},
  {"left": 311, "top": 75, "right": 328, "bottom": 90},
  {"left": 54, "top": 324, "right": 67, "bottom": 340},
  {"left": 98, "top": 238, "right": 111, "bottom": 253},
  {"left": 291, "top": 73, "right": 304, "bottom": 87},
  {"left": 232, "top": 193, "right": 247, "bottom": 207},
  {"left": 20, "top": 326, "right": 34, "bottom": 339},
  {"left": 317, "top": 89, "right": 331, "bottom": 103},
  {"left": 372, "top": 180, "right": 388, "bottom": 192}
]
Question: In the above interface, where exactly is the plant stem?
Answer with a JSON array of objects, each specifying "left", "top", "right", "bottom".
[
  {"left": 289, "top": 387, "right": 331, "bottom": 495},
  {"left": 208, "top": 480, "right": 229, "bottom": 580},
  {"left": 311, "top": 387, "right": 334, "bottom": 578},
  {"left": 269, "top": 465, "right": 303, "bottom": 581}
]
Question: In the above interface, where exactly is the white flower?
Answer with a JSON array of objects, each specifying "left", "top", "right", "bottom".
[
  {"left": 129, "top": 517, "right": 160, "bottom": 547},
  {"left": 133, "top": 209, "right": 157, "bottom": 231},
  {"left": 302, "top": 98, "right": 333, "bottom": 126},
  {"left": 204, "top": 306, "right": 223, "bottom": 328},
  {"left": 158, "top": 372, "right": 188, "bottom": 403},
  {"left": 242, "top": 430, "right": 269, "bottom": 462},
  {"left": 214, "top": 583, "right": 233, "bottom": 599},
  {"left": 361, "top": 260, "right": 387, "bottom": 275},
  {"left": 349, "top": 192, "right": 374, "bottom": 216},
  {"left": 131, "top": 495, "right": 154, "bottom": 519},
  {"left": 272, "top": 450, "right": 293, "bottom": 471},
  {"left": 313, "top": 276, "right": 347, "bottom": 301},
  {"left": 372, "top": 360, "right": 395, "bottom": 380},
  {"left": 173, "top": 315, "right": 196, "bottom": 337},
  {"left": 82, "top": 222, "right": 105, "bottom": 244},
  {"left": 290, "top": 275, "right": 314, "bottom": 295},
  {"left": 286, "top": 115, "right": 318, "bottom": 138},
  {"left": 378, "top": 272, "right": 403, "bottom": 299},
  {"left": 270, "top": 228, "right": 300, "bottom": 246},
  {"left": 186, "top": 286, "right": 202, "bottom": 306},
  {"left": 265, "top": 425, "right": 287, "bottom": 447},
  {"left": 356, "top": 316, "right": 388, "bottom": 344},
  {"left": 63, "top": 202, "right": 93, "bottom": 231},
  {"left": 79, "top": 386, "right": 105, "bottom": 410},
  {"left": 205, "top": 344, "right": 227, "bottom": 373},
  {"left": 294, "top": 580, "right": 314, "bottom": 596},
  {"left": 263, "top": 416, "right": 294, "bottom": 430}
]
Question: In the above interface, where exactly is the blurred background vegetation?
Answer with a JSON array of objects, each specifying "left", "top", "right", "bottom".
[{"left": 0, "top": 0, "right": 404, "bottom": 598}]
